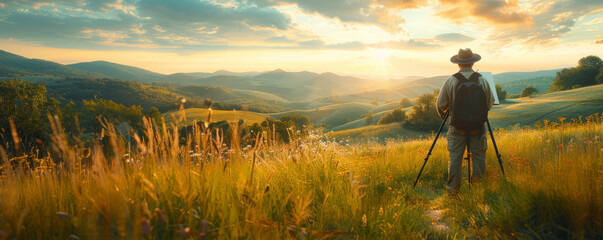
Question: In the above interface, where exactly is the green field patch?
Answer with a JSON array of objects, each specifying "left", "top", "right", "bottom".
[{"left": 164, "top": 108, "right": 267, "bottom": 126}]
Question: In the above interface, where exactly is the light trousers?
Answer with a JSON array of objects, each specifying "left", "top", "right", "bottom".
[{"left": 446, "top": 125, "right": 487, "bottom": 193}]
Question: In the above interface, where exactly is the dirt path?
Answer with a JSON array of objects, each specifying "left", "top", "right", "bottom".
[{"left": 425, "top": 207, "right": 451, "bottom": 233}]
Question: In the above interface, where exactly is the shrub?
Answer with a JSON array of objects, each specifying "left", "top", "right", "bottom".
[
  {"left": 520, "top": 86, "right": 538, "bottom": 97},
  {"left": 378, "top": 108, "right": 407, "bottom": 125},
  {"left": 279, "top": 112, "right": 311, "bottom": 131}
]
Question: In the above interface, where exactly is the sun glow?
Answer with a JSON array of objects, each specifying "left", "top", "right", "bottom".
[{"left": 369, "top": 48, "right": 395, "bottom": 64}]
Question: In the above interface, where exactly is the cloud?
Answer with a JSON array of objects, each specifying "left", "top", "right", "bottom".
[
  {"left": 376, "top": 39, "right": 439, "bottom": 49},
  {"left": 250, "top": 0, "right": 411, "bottom": 33},
  {"left": 297, "top": 39, "right": 366, "bottom": 49},
  {"left": 484, "top": 0, "right": 603, "bottom": 45},
  {"left": 266, "top": 35, "right": 293, "bottom": 42},
  {"left": 0, "top": 0, "right": 295, "bottom": 50},
  {"left": 375, "top": 0, "right": 428, "bottom": 9},
  {"left": 298, "top": 39, "right": 325, "bottom": 48},
  {"left": 434, "top": 33, "right": 474, "bottom": 42},
  {"left": 138, "top": 0, "right": 290, "bottom": 30},
  {"left": 583, "top": 17, "right": 603, "bottom": 25},
  {"left": 1, "top": 0, "right": 600, "bottom": 51},
  {"left": 436, "top": 0, "right": 531, "bottom": 25},
  {"left": 0, "top": 12, "right": 138, "bottom": 49}
]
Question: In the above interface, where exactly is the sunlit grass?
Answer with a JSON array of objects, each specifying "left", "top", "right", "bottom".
[{"left": 0, "top": 113, "right": 601, "bottom": 239}]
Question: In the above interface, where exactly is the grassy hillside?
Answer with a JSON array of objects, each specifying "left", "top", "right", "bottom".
[
  {"left": 163, "top": 108, "right": 267, "bottom": 127},
  {"left": 0, "top": 50, "right": 105, "bottom": 78},
  {"left": 165, "top": 69, "right": 379, "bottom": 103},
  {"left": 500, "top": 76, "right": 554, "bottom": 94},
  {"left": 45, "top": 77, "right": 182, "bottom": 111},
  {"left": 232, "top": 89, "right": 290, "bottom": 103},
  {"left": 490, "top": 84, "right": 603, "bottom": 128},
  {"left": 305, "top": 76, "right": 445, "bottom": 109},
  {"left": 331, "top": 104, "right": 411, "bottom": 131},
  {"left": 175, "top": 85, "right": 243, "bottom": 101},
  {"left": 316, "top": 69, "right": 562, "bottom": 109},
  {"left": 69, "top": 61, "right": 165, "bottom": 83},
  {"left": 493, "top": 68, "right": 560, "bottom": 84},
  {"left": 270, "top": 102, "right": 384, "bottom": 129},
  {"left": 328, "top": 122, "right": 424, "bottom": 140},
  {"left": 331, "top": 84, "right": 603, "bottom": 139},
  {"left": 182, "top": 70, "right": 261, "bottom": 78},
  {"left": 2, "top": 112, "right": 600, "bottom": 239}
]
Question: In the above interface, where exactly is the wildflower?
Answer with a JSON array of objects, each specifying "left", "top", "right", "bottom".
[{"left": 141, "top": 217, "right": 152, "bottom": 236}]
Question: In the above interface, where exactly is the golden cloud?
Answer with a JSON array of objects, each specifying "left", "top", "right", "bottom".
[{"left": 436, "top": 0, "right": 532, "bottom": 25}]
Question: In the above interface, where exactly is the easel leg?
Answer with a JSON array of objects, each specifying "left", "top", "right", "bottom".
[{"left": 486, "top": 119, "right": 505, "bottom": 176}]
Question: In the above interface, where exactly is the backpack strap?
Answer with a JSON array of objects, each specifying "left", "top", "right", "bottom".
[
  {"left": 468, "top": 72, "right": 482, "bottom": 83},
  {"left": 454, "top": 72, "right": 482, "bottom": 84},
  {"left": 453, "top": 72, "right": 467, "bottom": 83}
]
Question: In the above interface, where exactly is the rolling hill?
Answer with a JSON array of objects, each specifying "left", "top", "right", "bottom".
[
  {"left": 0, "top": 50, "right": 290, "bottom": 112},
  {"left": 69, "top": 61, "right": 165, "bottom": 83},
  {"left": 493, "top": 69, "right": 561, "bottom": 84},
  {"left": 304, "top": 76, "right": 446, "bottom": 109},
  {"left": 331, "top": 84, "right": 603, "bottom": 139},
  {"left": 311, "top": 69, "right": 564, "bottom": 109},
  {"left": 183, "top": 70, "right": 261, "bottom": 78},
  {"left": 269, "top": 100, "right": 405, "bottom": 130},
  {"left": 500, "top": 76, "right": 554, "bottom": 95},
  {"left": 0, "top": 50, "right": 105, "bottom": 78},
  {"left": 488, "top": 83, "right": 603, "bottom": 128},
  {"left": 163, "top": 108, "right": 267, "bottom": 127},
  {"left": 44, "top": 77, "right": 183, "bottom": 111}
]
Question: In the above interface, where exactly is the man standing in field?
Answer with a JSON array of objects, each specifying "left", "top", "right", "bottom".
[{"left": 436, "top": 48, "right": 495, "bottom": 194}]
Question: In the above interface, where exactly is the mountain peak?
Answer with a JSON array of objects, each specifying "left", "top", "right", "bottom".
[
  {"left": 271, "top": 68, "right": 286, "bottom": 73},
  {"left": 213, "top": 70, "right": 234, "bottom": 74}
]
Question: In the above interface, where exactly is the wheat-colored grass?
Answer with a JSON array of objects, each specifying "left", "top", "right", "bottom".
[{"left": 0, "top": 113, "right": 601, "bottom": 239}]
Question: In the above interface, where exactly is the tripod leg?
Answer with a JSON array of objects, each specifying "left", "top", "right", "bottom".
[
  {"left": 413, "top": 112, "right": 449, "bottom": 188},
  {"left": 466, "top": 137, "right": 471, "bottom": 185},
  {"left": 486, "top": 119, "right": 505, "bottom": 176}
]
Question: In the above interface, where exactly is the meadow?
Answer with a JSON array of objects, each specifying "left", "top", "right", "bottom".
[{"left": 0, "top": 112, "right": 601, "bottom": 239}]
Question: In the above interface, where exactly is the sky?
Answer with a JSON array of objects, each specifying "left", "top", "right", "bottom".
[{"left": 1, "top": 0, "right": 602, "bottom": 79}]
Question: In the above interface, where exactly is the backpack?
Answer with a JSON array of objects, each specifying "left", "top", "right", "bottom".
[{"left": 450, "top": 72, "right": 488, "bottom": 132}]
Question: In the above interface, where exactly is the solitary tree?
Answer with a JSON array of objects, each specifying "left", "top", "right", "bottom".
[
  {"left": 404, "top": 89, "right": 441, "bottom": 130},
  {"left": 400, "top": 97, "right": 412, "bottom": 108},
  {"left": 363, "top": 111, "right": 374, "bottom": 125},
  {"left": 520, "top": 86, "right": 538, "bottom": 97},
  {"left": 578, "top": 55, "right": 603, "bottom": 70}
]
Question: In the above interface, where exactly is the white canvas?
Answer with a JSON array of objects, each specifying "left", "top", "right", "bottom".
[{"left": 479, "top": 72, "right": 500, "bottom": 105}]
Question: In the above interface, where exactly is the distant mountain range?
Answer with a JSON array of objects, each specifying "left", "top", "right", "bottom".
[{"left": 0, "top": 48, "right": 564, "bottom": 109}]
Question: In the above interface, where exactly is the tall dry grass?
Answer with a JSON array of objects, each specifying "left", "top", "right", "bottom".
[{"left": 0, "top": 113, "right": 601, "bottom": 239}]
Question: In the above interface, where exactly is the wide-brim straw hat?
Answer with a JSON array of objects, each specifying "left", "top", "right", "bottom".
[{"left": 450, "top": 48, "right": 481, "bottom": 64}]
